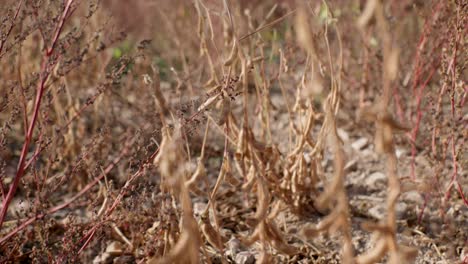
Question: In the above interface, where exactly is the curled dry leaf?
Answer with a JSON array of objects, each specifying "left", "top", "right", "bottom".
[
  {"left": 224, "top": 40, "right": 238, "bottom": 66},
  {"left": 254, "top": 176, "right": 270, "bottom": 221},
  {"left": 386, "top": 48, "right": 399, "bottom": 81},
  {"left": 243, "top": 220, "right": 298, "bottom": 257},
  {"left": 224, "top": 155, "right": 241, "bottom": 186},
  {"left": 295, "top": 8, "right": 317, "bottom": 58},
  {"left": 150, "top": 227, "right": 198, "bottom": 264},
  {"left": 242, "top": 165, "right": 257, "bottom": 191},
  {"left": 200, "top": 213, "right": 224, "bottom": 251},
  {"left": 186, "top": 158, "right": 207, "bottom": 190},
  {"left": 357, "top": 0, "right": 378, "bottom": 28},
  {"left": 218, "top": 96, "right": 231, "bottom": 126}
]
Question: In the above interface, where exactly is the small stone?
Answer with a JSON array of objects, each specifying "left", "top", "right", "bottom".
[
  {"left": 415, "top": 155, "right": 431, "bottom": 167},
  {"left": 226, "top": 237, "right": 241, "bottom": 257},
  {"left": 368, "top": 204, "right": 385, "bottom": 220},
  {"left": 193, "top": 202, "right": 207, "bottom": 216},
  {"left": 361, "top": 148, "right": 375, "bottom": 157},
  {"left": 344, "top": 159, "right": 358, "bottom": 171},
  {"left": 147, "top": 221, "right": 161, "bottom": 234},
  {"left": 460, "top": 246, "right": 468, "bottom": 262},
  {"left": 106, "top": 241, "right": 123, "bottom": 255},
  {"left": 401, "top": 191, "right": 423, "bottom": 204},
  {"left": 303, "top": 152, "right": 311, "bottom": 164},
  {"left": 396, "top": 202, "right": 408, "bottom": 217},
  {"left": 93, "top": 252, "right": 111, "bottom": 264},
  {"left": 10, "top": 199, "right": 30, "bottom": 218},
  {"left": 113, "top": 255, "right": 136, "bottom": 264},
  {"left": 235, "top": 252, "right": 256, "bottom": 264},
  {"left": 396, "top": 148, "right": 406, "bottom": 158},
  {"left": 365, "top": 172, "right": 387, "bottom": 189},
  {"left": 337, "top": 128, "right": 349, "bottom": 142},
  {"left": 321, "top": 158, "right": 331, "bottom": 169},
  {"left": 368, "top": 201, "right": 408, "bottom": 219},
  {"left": 352, "top": 138, "right": 369, "bottom": 151}
]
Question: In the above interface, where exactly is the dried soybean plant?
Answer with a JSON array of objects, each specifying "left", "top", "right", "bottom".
[
  {"left": 295, "top": 2, "right": 354, "bottom": 262},
  {"left": 187, "top": 2, "right": 310, "bottom": 261},
  {"left": 356, "top": 0, "right": 417, "bottom": 263},
  {"left": 194, "top": 1, "right": 356, "bottom": 262},
  {"left": 4, "top": 0, "right": 460, "bottom": 262},
  {"left": 151, "top": 126, "right": 202, "bottom": 264},
  {"left": 233, "top": 59, "right": 302, "bottom": 262}
]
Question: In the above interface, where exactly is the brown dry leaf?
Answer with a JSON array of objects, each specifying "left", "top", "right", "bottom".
[
  {"left": 254, "top": 176, "right": 270, "bottom": 221},
  {"left": 357, "top": 0, "right": 378, "bottom": 28},
  {"left": 224, "top": 40, "right": 238, "bottom": 66},
  {"left": 200, "top": 213, "right": 224, "bottom": 251},
  {"left": 186, "top": 158, "right": 207, "bottom": 190},
  {"left": 356, "top": 239, "right": 387, "bottom": 264},
  {"left": 242, "top": 165, "right": 257, "bottom": 191},
  {"left": 223, "top": 155, "right": 241, "bottom": 186},
  {"left": 243, "top": 219, "right": 298, "bottom": 257},
  {"left": 264, "top": 220, "right": 299, "bottom": 255},
  {"left": 386, "top": 48, "right": 399, "bottom": 81},
  {"left": 295, "top": 8, "right": 317, "bottom": 58},
  {"left": 150, "top": 187, "right": 201, "bottom": 264},
  {"left": 150, "top": 226, "right": 199, "bottom": 264},
  {"left": 218, "top": 96, "right": 231, "bottom": 126},
  {"left": 150, "top": 125, "right": 201, "bottom": 264}
]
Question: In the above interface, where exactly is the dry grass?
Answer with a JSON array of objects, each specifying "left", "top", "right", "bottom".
[{"left": 0, "top": 0, "right": 466, "bottom": 263}]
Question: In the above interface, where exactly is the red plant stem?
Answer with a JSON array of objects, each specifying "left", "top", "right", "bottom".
[
  {"left": 431, "top": 80, "right": 447, "bottom": 156},
  {"left": 409, "top": 65, "right": 437, "bottom": 179},
  {"left": 408, "top": 1, "right": 442, "bottom": 179},
  {"left": 0, "top": 138, "right": 130, "bottom": 245},
  {"left": 0, "top": 180, "right": 5, "bottom": 201},
  {"left": 0, "top": 0, "right": 75, "bottom": 230},
  {"left": 449, "top": 32, "right": 458, "bottom": 118},
  {"left": 105, "top": 148, "right": 161, "bottom": 215},
  {"left": 76, "top": 225, "right": 100, "bottom": 255},
  {"left": 444, "top": 136, "right": 468, "bottom": 206},
  {"left": 456, "top": 182, "right": 468, "bottom": 206},
  {"left": 0, "top": 61, "right": 47, "bottom": 228},
  {"left": 47, "top": 1, "right": 74, "bottom": 56},
  {"left": 392, "top": 86, "right": 404, "bottom": 122},
  {"left": 461, "top": 86, "right": 467, "bottom": 107},
  {"left": 70, "top": 108, "right": 205, "bottom": 257},
  {"left": 20, "top": 61, "right": 129, "bottom": 175},
  {"left": 0, "top": 0, "right": 24, "bottom": 56},
  {"left": 410, "top": 1, "right": 442, "bottom": 97},
  {"left": 2, "top": 57, "right": 152, "bottom": 242},
  {"left": 64, "top": 147, "right": 160, "bottom": 259},
  {"left": 60, "top": 62, "right": 129, "bottom": 130},
  {"left": 417, "top": 193, "right": 429, "bottom": 224}
]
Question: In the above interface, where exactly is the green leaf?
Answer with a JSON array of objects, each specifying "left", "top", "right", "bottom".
[{"left": 113, "top": 48, "right": 122, "bottom": 59}]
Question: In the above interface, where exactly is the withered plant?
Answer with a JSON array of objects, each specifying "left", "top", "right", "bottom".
[{"left": 0, "top": 0, "right": 465, "bottom": 263}]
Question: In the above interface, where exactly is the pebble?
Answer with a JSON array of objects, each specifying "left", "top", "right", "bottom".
[
  {"left": 396, "top": 202, "right": 409, "bottom": 217},
  {"left": 337, "top": 128, "right": 349, "bottom": 142},
  {"left": 368, "top": 204, "right": 385, "bottom": 220},
  {"left": 226, "top": 236, "right": 241, "bottom": 257},
  {"left": 303, "top": 152, "right": 312, "bottom": 164},
  {"left": 352, "top": 138, "right": 369, "bottom": 151},
  {"left": 396, "top": 148, "right": 406, "bottom": 158},
  {"left": 193, "top": 202, "right": 207, "bottom": 216},
  {"left": 344, "top": 159, "right": 358, "bottom": 171},
  {"left": 113, "top": 255, "right": 136, "bottom": 264},
  {"left": 401, "top": 191, "right": 424, "bottom": 204},
  {"left": 365, "top": 172, "right": 387, "bottom": 189},
  {"left": 368, "top": 202, "right": 408, "bottom": 219},
  {"left": 235, "top": 251, "right": 256, "bottom": 264}
]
